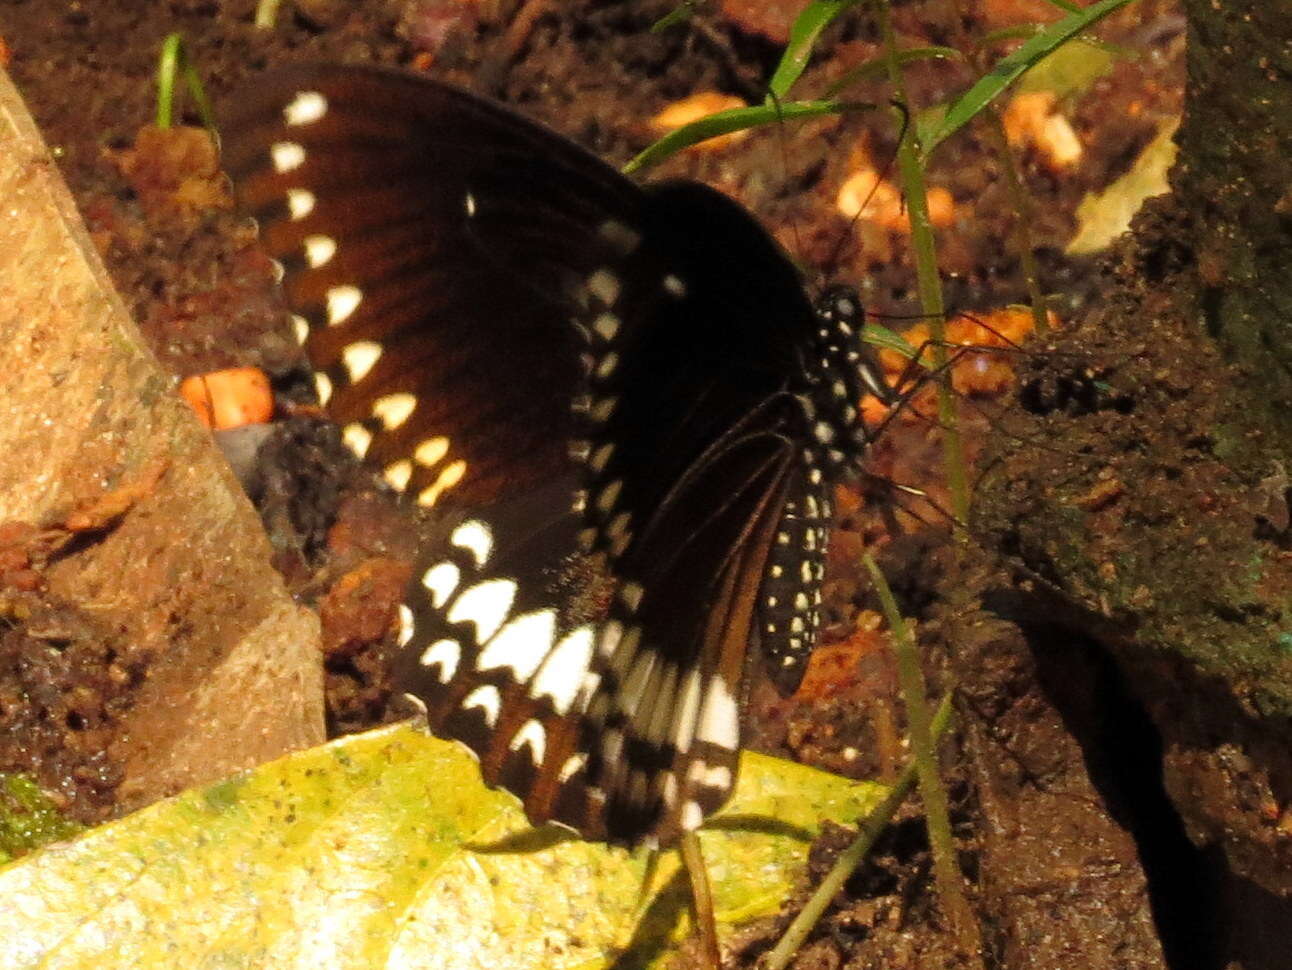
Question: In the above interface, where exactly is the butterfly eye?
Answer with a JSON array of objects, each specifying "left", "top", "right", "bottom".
[{"left": 224, "top": 63, "right": 885, "bottom": 848}]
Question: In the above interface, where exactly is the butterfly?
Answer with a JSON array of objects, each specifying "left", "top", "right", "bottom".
[{"left": 222, "top": 63, "right": 896, "bottom": 848}]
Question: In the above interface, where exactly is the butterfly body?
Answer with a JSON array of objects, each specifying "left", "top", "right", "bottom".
[{"left": 223, "top": 63, "right": 887, "bottom": 847}]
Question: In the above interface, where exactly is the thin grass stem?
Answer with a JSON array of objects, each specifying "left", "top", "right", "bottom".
[
  {"left": 876, "top": 0, "right": 970, "bottom": 530},
  {"left": 761, "top": 694, "right": 955, "bottom": 970},
  {"left": 863, "top": 550, "right": 979, "bottom": 955}
]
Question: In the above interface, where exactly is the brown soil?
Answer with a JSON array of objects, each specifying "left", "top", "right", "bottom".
[{"left": 3, "top": 0, "right": 1264, "bottom": 968}]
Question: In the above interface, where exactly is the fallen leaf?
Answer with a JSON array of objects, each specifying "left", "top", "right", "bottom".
[
  {"left": 1066, "top": 116, "right": 1179, "bottom": 256},
  {"left": 0, "top": 721, "right": 885, "bottom": 969}
]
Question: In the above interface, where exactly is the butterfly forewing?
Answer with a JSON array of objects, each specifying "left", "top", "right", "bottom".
[
  {"left": 224, "top": 64, "right": 843, "bottom": 846},
  {"left": 223, "top": 64, "right": 640, "bottom": 506}
]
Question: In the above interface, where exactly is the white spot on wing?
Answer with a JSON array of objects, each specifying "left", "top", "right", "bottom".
[
  {"left": 597, "top": 620, "right": 624, "bottom": 659},
  {"left": 590, "top": 397, "right": 617, "bottom": 423},
  {"left": 421, "top": 561, "right": 460, "bottom": 609},
  {"left": 304, "top": 234, "right": 335, "bottom": 268},
  {"left": 619, "top": 650, "right": 657, "bottom": 717},
  {"left": 599, "top": 219, "right": 641, "bottom": 254},
  {"left": 327, "top": 285, "right": 362, "bottom": 326},
  {"left": 341, "top": 340, "right": 382, "bottom": 383},
  {"left": 420, "top": 638, "right": 461, "bottom": 683},
  {"left": 450, "top": 519, "right": 493, "bottom": 568},
  {"left": 372, "top": 392, "right": 417, "bottom": 430},
  {"left": 681, "top": 800, "right": 704, "bottom": 831},
  {"left": 697, "top": 675, "right": 739, "bottom": 750},
  {"left": 477, "top": 609, "right": 556, "bottom": 680},
  {"left": 510, "top": 719, "right": 546, "bottom": 764},
  {"left": 607, "top": 627, "right": 641, "bottom": 678},
  {"left": 286, "top": 188, "right": 316, "bottom": 220},
  {"left": 462, "top": 684, "right": 502, "bottom": 726},
  {"left": 341, "top": 423, "right": 372, "bottom": 460},
  {"left": 416, "top": 459, "right": 467, "bottom": 508},
  {"left": 292, "top": 315, "right": 310, "bottom": 345},
  {"left": 314, "top": 372, "right": 333, "bottom": 406},
  {"left": 271, "top": 141, "right": 305, "bottom": 174},
  {"left": 448, "top": 578, "right": 517, "bottom": 644},
  {"left": 384, "top": 459, "right": 413, "bottom": 492},
  {"left": 592, "top": 313, "right": 620, "bottom": 341},
  {"left": 586, "top": 269, "right": 620, "bottom": 306},
  {"left": 663, "top": 274, "right": 687, "bottom": 298},
  {"left": 415, "top": 436, "right": 450, "bottom": 467},
  {"left": 558, "top": 752, "right": 587, "bottom": 782},
  {"left": 590, "top": 442, "right": 614, "bottom": 474},
  {"left": 619, "top": 581, "right": 643, "bottom": 612},
  {"left": 284, "top": 90, "right": 327, "bottom": 126},
  {"left": 596, "top": 480, "right": 622, "bottom": 514},
  {"left": 530, "top": 625, "right": 595, "bottom": 715},
  {"left": 595, "top": 351, "right": 619, "bottom": 380},
  {"left": 688, "top": 760, "right": 733, "bottom": 789},
  {"left": 397, "top": 604, "right": 414, "bottom": 647}
]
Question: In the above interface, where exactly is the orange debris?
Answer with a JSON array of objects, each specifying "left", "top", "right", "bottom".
[
  {"left": 837, "top": 168, "right": 955, "bottom": 232},
  {"left": 650, "top": 92, "right": 748, "bottom": 152},
  {"left": 1003, "top": 91, "right": 1083, "bottom": 173},
  {"left": 180, "top": 367, "right": 273, "bottom": 431},
  {"left": 864, "top": 306, "right": 1061, "bottom": 412}
]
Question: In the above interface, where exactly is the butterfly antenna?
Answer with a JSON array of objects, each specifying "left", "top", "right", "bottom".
[{"left": 766, "top": 89, "right": 806, "bottom": 265}]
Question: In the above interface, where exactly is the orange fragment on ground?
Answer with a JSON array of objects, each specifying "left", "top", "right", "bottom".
[
  {"left": 794, "top": 623, "right": 889, "bottom": 701},
  {"left": 1003, "top": 90, "right": 1083, "bottom": 173},
  {"left": 837, "top": 168, "right": 955, "bottom": 232},
  {"left": 180, "top": 368, "right": 273, "bottom": 431},
  {"left": 650, "top": 92, "right": 748, "bottom": 152},
  {"left": 869, "top": 307, "right": 1061, "bottom": 413}
]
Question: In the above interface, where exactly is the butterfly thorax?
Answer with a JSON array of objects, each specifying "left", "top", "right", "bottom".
[{"left": 793, "top": 284, "right": 888, "bottom": 477}]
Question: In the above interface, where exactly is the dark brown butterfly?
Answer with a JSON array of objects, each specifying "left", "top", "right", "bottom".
[{"left": 222, "top": 63, "right": 894, "bottom": 848}]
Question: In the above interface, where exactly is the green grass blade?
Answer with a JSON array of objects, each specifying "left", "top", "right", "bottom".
[
  {"left": 975, "top": 23, "right": 1046, "bottom": 49},
  {"left": 651, "top": 1, "right": 698, "bottom": 33},
  {"left": 623, "top": 99, "right": 874, "bottom": 175},
  {"left": 922, "top": 0, "right": 1137, "bottom": 155},
  {"left": 155, "top": 33, "right": 216, "bottom": 132},
  {"left": 863, "top": 322, "right": 918, "bottom": 359},
  {"left": 766, "top": 0, "right": 862, "bottom": 101}
]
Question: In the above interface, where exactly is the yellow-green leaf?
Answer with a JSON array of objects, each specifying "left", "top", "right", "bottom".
[
  {"left": 0, "top": 721, "right": 885, "bottom": 969},
  {"left": 1016, "top": 36, "right": 1115, "bottom": 100},
  {"left": 1066, "top": 116, "right": 1179, "bottom": 256}
]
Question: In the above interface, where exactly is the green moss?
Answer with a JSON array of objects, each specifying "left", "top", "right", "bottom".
[{"left": 0, "top": 774, "right": 83, "bottom": 865}]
